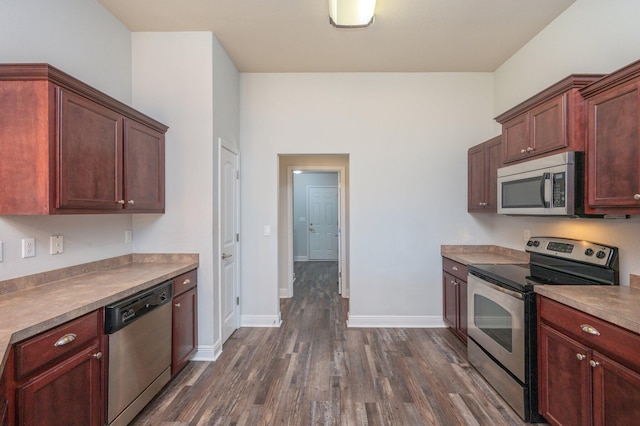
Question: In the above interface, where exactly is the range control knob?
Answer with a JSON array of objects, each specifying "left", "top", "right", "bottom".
[
  {"left": 527, "top": 240, "right": 534, "bottom": 247},
  {"left": 596, "top": 250, "right": 607, "bottom": 259},
  {"left": 533, "top": 240, "right": 540, "bottom": 247},
  {"left": 584, "top": 248, "right": 594, "bottom": 256}
]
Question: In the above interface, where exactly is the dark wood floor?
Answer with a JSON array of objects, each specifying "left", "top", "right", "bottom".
[{"left": 132, "top": 261, "right": 539, "bottom": 425}]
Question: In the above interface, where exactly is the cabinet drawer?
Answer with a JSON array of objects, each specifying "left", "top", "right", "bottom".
[
  {"left": 173, "top": 269, "right": 197, "bottom": 297},
  {"left": 442, "top": 258, "right": 467, "bottom": 281},
  {"left": 15, "top": 310, "right": 100, "bottom": 380},
  {"left": 539, "top": 297, "right": 640, "bottom": 370}
]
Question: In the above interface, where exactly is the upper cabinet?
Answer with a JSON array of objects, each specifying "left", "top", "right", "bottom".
[
  {"left": 468, "top": 135, "right": 501, "bottom": 212},
  {"left": 0, "top": 64, "right": 167, "bottom": 215},
  {"left": 580, "top": 60, "right": 640, "bottom": 215},
  {"left": 495, "top": 75, "right": 603, "bottom": 165}
]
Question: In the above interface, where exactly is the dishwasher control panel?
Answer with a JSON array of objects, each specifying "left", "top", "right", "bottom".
[{"left": 104, "top": 280, "right": 173, "bottom": 334}]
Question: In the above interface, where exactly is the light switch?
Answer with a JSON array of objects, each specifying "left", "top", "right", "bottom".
[{"left": 50, "top": 235, "right": 64, "bottom": 255}]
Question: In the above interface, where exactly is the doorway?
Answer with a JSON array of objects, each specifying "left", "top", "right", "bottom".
[{"left": 277, "top": 154, "right": 349, "bottom": 305}]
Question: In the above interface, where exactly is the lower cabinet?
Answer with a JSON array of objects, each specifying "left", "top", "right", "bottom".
[
  {"left": 442, "top": 258, "right": 468, "bottom": 342},
  {"left": 172, "top": 269, "right": 198, "bottom": 376},
  {"left": 7, "top": 310, "right": 104, "bottom": 426},
  {"left": 0, "top": 370, "right": 7, "bottom": 426},
  {"left": 538, "top": 296, "right": 640, "bottom": 425}
]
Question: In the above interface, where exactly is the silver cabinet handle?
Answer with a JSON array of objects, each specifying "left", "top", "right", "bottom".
[
  {"left": 452, "top": 266, "right": 458, "bottom": 271},
  {"left": 93, "top": 352, "right": 102, "bottom": 359},
  {"left": 580, "top": 324, "right": 600, "bottom": 336},
  {"left": 183, "top": 278, "right": 191, "bottom": 286},
  {"left": 590, "top": 360, "right": 600, "bottom": 368},
  {"left": 576, "top": 353, "right": 586, "bottom": 361},
  {"left": 526, "top": 146, "right": 534, "bottom": 152},
  {"left": 175, "top": 303, "right": 181, "bottom": 308},
  {"left": 54, "top": 333, "right": 77, "bottom": 347},
  {"left": 222, "top": 253, "right": 232, "bottom": 260},
  {"left": 634, "top": 194, "right": 640, "bottom": 200},
  {"left": 127, "top": 200, "right": 135, "bottom": 205},
  {"left": 520, "top": 148, "right": 527, "bottom": 153},
  {"left": 117, "top": 200, "right": 125, "bottom": 205}
]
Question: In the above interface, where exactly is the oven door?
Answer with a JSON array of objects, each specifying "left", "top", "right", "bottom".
[{"left": 467, "top": 273, "right": 525, "bottom": 382}]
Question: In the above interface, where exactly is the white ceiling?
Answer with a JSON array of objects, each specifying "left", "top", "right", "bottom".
[{"left": 98, "top": 0, "right": 576, "bottom": 73}]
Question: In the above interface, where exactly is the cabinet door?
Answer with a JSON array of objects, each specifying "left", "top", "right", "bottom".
[
  {"left": 467, "top": 144, "right": 486, "bottom": 212},
  {"left": 538, "top": 323, "right": 591, "bottom": 426},
  {"left": 592, "top": 352, "right": 640, "bottom": 426},
  {"left": 502, "top": 113, "right": 529, "bottom": 163},
  {"left": 484, "top": 137, "right": 502, "bottom": 211},
  {"left": 530, "top": 95, "right": 566, "bottom": 156},
  {"left": 457, "top": 279, "right": 468, "bottom": 340},
  {"left": 16, "top": 343, "right": 103, "bottom": 426},
  {"left": 586, "top": 80, "right": 640, "bottom": 210},
  {"left": 123, "top": 119, "right": 165, "bottom": 212},
  {"left": 172, "top": 287, "right": 198, "bottom": 376},
  {"left": 442, "top": 272, "right": 458, "bottom": 331},
  {"left": 58, "top": 89, "right": 123, "bottom": 210}
]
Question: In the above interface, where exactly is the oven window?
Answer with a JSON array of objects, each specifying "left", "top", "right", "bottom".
[
  {"left": 501, "top": 176, "right": 545, "bottom": 208},
  {"left": 474, "top": 294, "right": 513, "bottom": 352}
]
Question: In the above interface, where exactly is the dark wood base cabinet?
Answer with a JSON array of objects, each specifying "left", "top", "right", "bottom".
[
  {"left": 538, "top": 296, "right": 640, "bottom": 425},
  {"left": 5, "top": 310, "right": 104, "bottom": 426},
  {"left": 172, "top": 269, "right": 198, "bottom": 376},
  {"left": 442, "top": 258, "right": 467, "bottom": 342}
]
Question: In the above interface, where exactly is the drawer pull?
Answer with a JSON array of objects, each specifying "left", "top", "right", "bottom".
[
  {"left": 580, "top": 324, "right": 600, "bottom": 336},
  {"left": 93, "top": 352, "right": 102, "bottom": 359},
  {"left": 183, "top": 279, "right": 191, "bottom": 286},
  {"left": 590, "top": 360, "right": 600, "bottom": 368},
  {"left": 175, "top": 303, "right": 181, "bottom": 308},
  {"left": 452, "top": 266, "right": 458, "bottom": 271},
  {"left": 54, "top": 333, "right": 77, "bottom": 347},
  {"left": 576, "top": 353, "right": 586, "bottom": 361}
]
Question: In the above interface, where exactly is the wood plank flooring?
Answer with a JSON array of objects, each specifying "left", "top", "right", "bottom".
[{"left": 131, "top": 261, "right": 543, "bottom": 425}]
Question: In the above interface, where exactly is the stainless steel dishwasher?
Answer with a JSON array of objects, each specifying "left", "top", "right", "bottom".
[{"left": 104, "top": 281, "right": 173, "bottom": 426}]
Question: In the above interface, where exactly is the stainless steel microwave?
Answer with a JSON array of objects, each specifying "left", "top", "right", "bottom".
[{"left": 497, "top": 151, "right": 584, "bottom": 216}]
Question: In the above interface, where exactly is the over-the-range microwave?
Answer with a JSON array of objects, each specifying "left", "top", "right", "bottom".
[{"left": 497, "top": 151, "right": 587, "bottom": 216}]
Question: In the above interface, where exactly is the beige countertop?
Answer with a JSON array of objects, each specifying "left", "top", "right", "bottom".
[
  {"left": 0, "top": 253, "right": 198, "bottom": 375},
  {"left": 441, "top": 244, "right": 529, "bottom": 265},
  {"left": 535, "top": 285, "right": 640, "bottom": 335}
]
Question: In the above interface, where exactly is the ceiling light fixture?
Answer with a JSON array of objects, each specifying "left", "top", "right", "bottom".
[{"left": 328, "top": 0, "right": 377, "bottom": 28}]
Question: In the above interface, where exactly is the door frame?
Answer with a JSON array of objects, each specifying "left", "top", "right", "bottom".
[
  {"left": 286, "top": 165, "right": 347, "bottom": 298},
  {"left": 218, "top": 137, "right": 240, "bottom": 344}
]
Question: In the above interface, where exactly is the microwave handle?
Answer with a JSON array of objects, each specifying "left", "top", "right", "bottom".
[{"left": 540, "top": 173, "right": 550, "bottom": 208}]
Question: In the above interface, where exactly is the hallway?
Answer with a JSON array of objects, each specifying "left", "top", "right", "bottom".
[{"left": 132, "top": 261, "right": 533, "bottom": 425}]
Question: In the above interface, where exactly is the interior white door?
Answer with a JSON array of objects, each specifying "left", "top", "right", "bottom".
[
  {"left": 308, "top": 186, "right": 339, "bottom": 261},
  {"left": 220, "top": 144, "right": 239, "bottom": 343}
]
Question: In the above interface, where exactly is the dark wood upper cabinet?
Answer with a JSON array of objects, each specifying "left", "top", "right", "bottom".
[
  {"left": 0, "top": 63, "right": 167, "bottom": 215},
  {"left": 495, "top": 74, "right": 603, "bottom": 165},
  {"left": 468, "top": 135, "right": 501, "bottom": 212},
  {"left": 580, "top": 59, "right": 640, "bottom": 214}
]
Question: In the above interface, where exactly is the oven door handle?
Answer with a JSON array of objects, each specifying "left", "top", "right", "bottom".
[
  {"left": 540, "top": 172, "right": 551, "bottom": 208},
  {"left": 476, "top": 278, "right": 523, "bottom": 300}
]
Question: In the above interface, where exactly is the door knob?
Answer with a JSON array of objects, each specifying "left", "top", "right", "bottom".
[
  {"left": 634, "top": 194, "right": 640, "bottom": 200},
  {"left": 222, "top": 253, "right": 232, "bottom": 260}
]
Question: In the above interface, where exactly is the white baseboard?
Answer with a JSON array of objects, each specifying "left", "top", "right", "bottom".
[
  {"left": 346, "top": 314, "right": 446, "bottom": 328},
  {"left": 294, "top": 256, "right": 308, "bottom": 261},
  {"left": 241, "top": 314, "right": 282, "bottom": 327},
  {"left": 279, "top": 288, "right": 290, "bottom": 298},
  {"left": 192, "top": 343, "right": 221, "bottom": 361}
]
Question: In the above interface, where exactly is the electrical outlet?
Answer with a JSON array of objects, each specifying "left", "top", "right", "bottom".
[
  {"left": 124, "top": 230, "right": 132, "bottom": 243},
  {"left": 50, "top": 235, "right": 64, "bottom": 255},
  {"left": 22, "top": 238, "right": 35, "bottom": 258},
  {"left": 524, "top": 229, "right": 531, "bottom": 243}
]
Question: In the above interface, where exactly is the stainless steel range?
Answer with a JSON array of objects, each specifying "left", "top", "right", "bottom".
[{"left": 467, "top": 237, "right": 619, "bottom": 423}]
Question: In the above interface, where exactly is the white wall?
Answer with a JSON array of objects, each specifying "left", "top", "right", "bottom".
[
  {"left": 131, "top": 32, "right": 239, "bottom": 359},
  {"left": 485, "top": 0, "right": 640, "bottom": 285},
  {"left": 240, "top": 73, "right": 496, "bottom": 326},
  {"left": 0, "top": 0, "right": 133, "bottom": 280}
]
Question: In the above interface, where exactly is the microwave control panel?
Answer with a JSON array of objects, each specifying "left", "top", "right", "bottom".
[{"left": 552, "top": 172, "right": 566, "bottom": 207}]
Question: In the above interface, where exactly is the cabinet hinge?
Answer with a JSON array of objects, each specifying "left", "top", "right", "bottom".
[
  {"left": 236, "top": 233, "right": 240, "bottom": 242},
  {"left": 236, "top": 296, "right": 240, "bottom": 305},
  {"left": 236, "top": 170, "right": 240, "bottom": 179}
]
